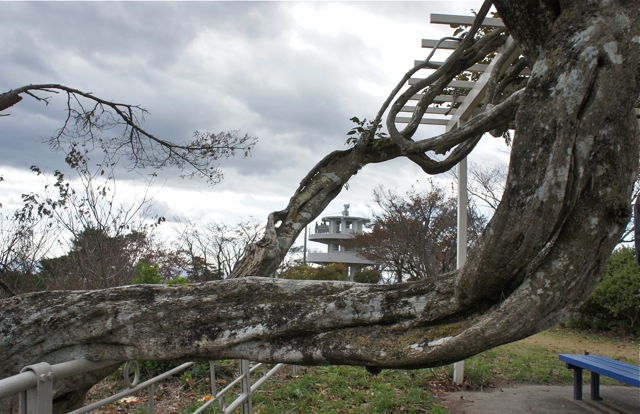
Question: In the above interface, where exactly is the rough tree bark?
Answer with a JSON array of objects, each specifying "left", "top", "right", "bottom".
[{"left": 1, "top": 0, "right": 639, "bottom": 412}]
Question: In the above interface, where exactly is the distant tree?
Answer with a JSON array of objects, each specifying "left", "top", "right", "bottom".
[
  {"left": 577, "top": 247, "right": 640, "bottom": 333},
  {"left": 185, "top": 255, "right": 225, "bottom": 282},
  {"left": 466, "top": 162, "right": 508, "bottom": 212},
  {"left": 278, "top": 265, "right": 317, "bottom": 280},
  {"left": 349, "top": 185, "right": 486, "bottom": 283},
  {"left": 0, "top": 211, "right": 58, "bottom": 295},
  {"left": 175, "top": 218, "right": 263, "bottom": 280},
  {"left": 9, "top": 146, "right": 162, "bottom": 290},
  {"left": 313, "top": 263, "right": 349, "bottom": 281},
  {"left": 37, "top": 227, "right": 154, "bottom": 289},
  {"left": 1, "top": 148, "right": 162, "bottom": 292}
]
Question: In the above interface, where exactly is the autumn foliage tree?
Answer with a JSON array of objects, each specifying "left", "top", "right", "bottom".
[{"left": 348, "top": 185, "right": 486, "bottom": 283}]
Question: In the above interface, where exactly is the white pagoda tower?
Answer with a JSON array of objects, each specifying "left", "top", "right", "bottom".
[{"left": 307, "top": 204, "right": 376, "bottom": 281}]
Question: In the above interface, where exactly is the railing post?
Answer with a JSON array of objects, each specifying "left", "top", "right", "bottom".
[
  {"left": 209, "top": 361, "right": 224, "bottom": 412},
  {"left": 19, "top": 362, "right": 53, "bottom": 414},
  {"left": 240, "top": 360, "right": 252, "bottom": 414},
  {"left": 148, "top": 383, "right": 155, "bottom": 414}
]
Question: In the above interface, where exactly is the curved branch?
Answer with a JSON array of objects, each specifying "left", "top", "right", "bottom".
[
  {"left": 484, "top": 38, "right": 523, "bottom": 105},
  {"left": 407, "top": 134, "right": 482, "bottom": 175},
  {"left": 371, "top": 35, "right": 462, "bottom": 134},
  {"left": 386, "top": 29, "right": 509, "bottom": 147},
  {"left": 407, "top": 88, "right": 523, "bottom": 155}
]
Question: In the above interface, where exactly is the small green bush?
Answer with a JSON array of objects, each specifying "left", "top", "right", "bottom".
[
  {"left": 353, "top": 268, "right": 382, "bottom": 284},
  {"left": 166, "top": 276, "right": 189, "bottom": 285},
  {"left": 577, "top": 247, "right": 640, "bottom": 334},
  {"left": 132, "top": 261, "right": 163, "bottom": 284},
  {"left": 279, "top": 264, "right": 347, "bottom": 281},
  {"left": 313, "top": 263, "right": 348, "bottom": 281}
]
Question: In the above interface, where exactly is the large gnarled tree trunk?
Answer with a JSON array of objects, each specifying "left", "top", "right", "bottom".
[{"left": 1, "top": 1, "right": 639, "bottom": 412}]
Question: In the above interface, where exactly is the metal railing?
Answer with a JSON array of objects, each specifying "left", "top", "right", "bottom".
[{"left": 0, "top": 358, "right": 290, "bottom": 414}]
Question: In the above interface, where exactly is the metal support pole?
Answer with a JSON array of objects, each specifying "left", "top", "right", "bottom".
[
  {"left": 19, "top": 362, "right": 53, "bottom": 414},
  {"left": 148, "top": 384, "right": 155, "bottom": 414},
  {"left": 590, "top": 372, "right": 601, "bottom": 401},
  {"left": 453, "top": 157, "right": 468, "bottom": 385},
  {"left": 240, "top": 360, "right": 252, "bottom": 414},
  {"left": 456, "top": 158, "right": 468, "bottom": 267},
  {"left": 209, "top": 361, "right": 225, "bottom": 412},
  {"left": 573, "top": 368, "right": 583, "bottom": 400},
  {"left": 303, "top": 226, "right": 308, "bottom": 266}
]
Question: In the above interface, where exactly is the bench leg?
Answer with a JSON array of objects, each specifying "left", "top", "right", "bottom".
[
  {"left": 591, "top": 372, "right": 601, "bottom": 401},
  {"left": 573, "top": 368, "right": 583, "bottom": 400}
]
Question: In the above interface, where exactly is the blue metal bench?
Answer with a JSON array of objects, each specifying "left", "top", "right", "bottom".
[{"left": 559, "top": 354, "right": 640, "bottom": 401}]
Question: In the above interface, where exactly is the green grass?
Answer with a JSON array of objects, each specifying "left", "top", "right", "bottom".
[
  {"left": 251, "top": 365, "right": 448, "bottom": 413},
  {"left": 246, "top": 345, "right": 571, "bottom": 414},
  {"left": 459, "top": 342, "right": 574, "bottom": 386}
]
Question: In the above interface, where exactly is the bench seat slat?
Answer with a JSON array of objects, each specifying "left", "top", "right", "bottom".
[{"left": 559, "top": 354, "right": 640, "bottom": 387}]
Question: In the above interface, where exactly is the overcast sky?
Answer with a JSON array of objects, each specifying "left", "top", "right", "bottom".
[{"left": 0, "top": 1, "right": 509, "bottom": 245}]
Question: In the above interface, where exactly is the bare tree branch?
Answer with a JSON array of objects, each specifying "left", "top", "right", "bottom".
[{"left": 0, "top": 84, "right": 258, "bottom": 184}]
